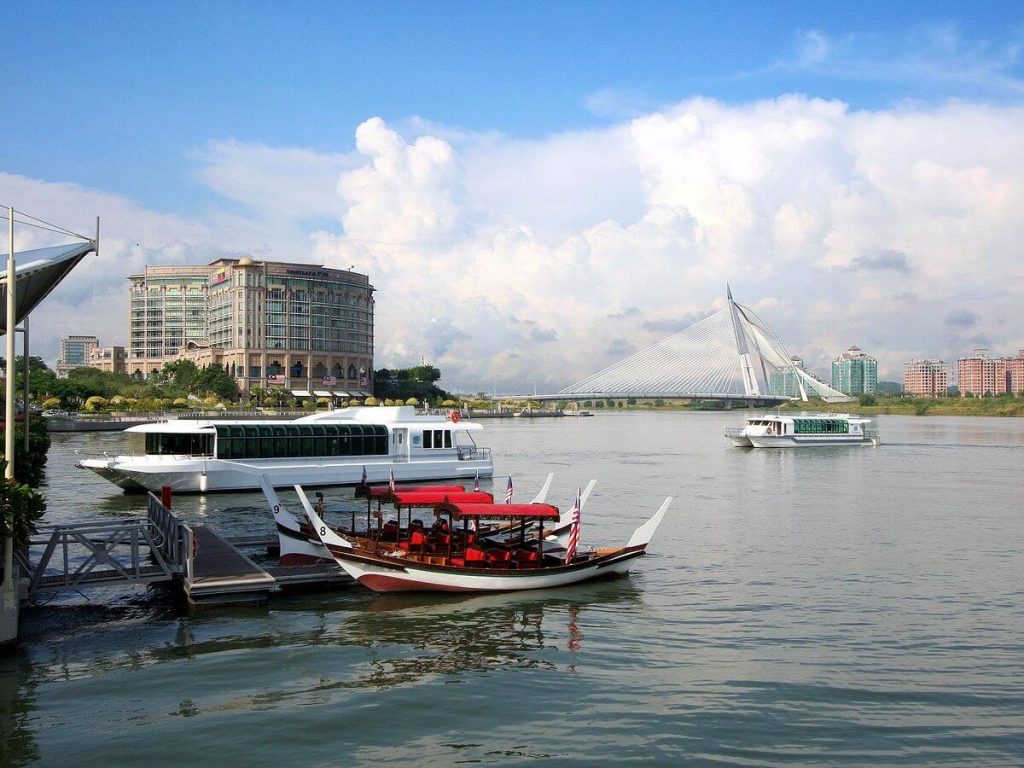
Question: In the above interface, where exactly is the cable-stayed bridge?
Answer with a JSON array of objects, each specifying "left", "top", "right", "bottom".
[{"left": 529, "top": 287, "right": 851, "bottom": 405}]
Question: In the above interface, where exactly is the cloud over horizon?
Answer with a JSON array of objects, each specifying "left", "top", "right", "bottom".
[{"left": 4, "top": 93, "right": 1024, "bottom": 391}]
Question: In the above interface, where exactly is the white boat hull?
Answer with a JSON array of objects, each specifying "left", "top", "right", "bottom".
[
  {"left": 331, "top": 547, "right": 646, "bottom": 593},
  {"left": 78, "top": 455, "right": 493, "bottom": 494},
  {"left": 747, "top": 435, "right": 876, "bottom": 448}
]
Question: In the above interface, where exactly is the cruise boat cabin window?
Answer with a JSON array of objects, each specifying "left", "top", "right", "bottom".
[
  {"left": 422, "top": 429, "right": 452, "bottom": 449},
  {"left": 214, "top": 424, "right": 388, "bottom": 459},
  {"left": 793, "top": 419, "right": 850, "bottom": 435},
  {"left": 145, "top": 432, "right": 214, "bottom": 456}
]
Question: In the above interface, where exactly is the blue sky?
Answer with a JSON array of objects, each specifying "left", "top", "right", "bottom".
[
  {"left": 5, "top": 1, "right": 1021, "bottom": 210},
  {"left": 2, "top": 2, "right": 1023, "bottom": 387}
]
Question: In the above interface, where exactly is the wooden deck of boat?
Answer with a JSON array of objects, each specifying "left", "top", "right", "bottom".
[{"left": 187, "top": 527, "right": 352, "bottom": 606}]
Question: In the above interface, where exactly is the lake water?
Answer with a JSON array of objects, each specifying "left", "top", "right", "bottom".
[{"left": 3, "top": 412, "right": 1023, "bottom": 766}]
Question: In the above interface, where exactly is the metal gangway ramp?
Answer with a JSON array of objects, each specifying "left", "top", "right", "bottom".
[
  {"left": 16, "top": 493, "right": 342, "bottom": 607},
  {"left": 18, "top": 494, "right": 193, "bottom": 596}
]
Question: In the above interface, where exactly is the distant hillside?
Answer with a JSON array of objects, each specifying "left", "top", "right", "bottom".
[{"left": 876, "top": 380, "right": 904, "bottom": 395}]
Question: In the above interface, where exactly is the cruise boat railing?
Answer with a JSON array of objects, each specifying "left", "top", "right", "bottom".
[
  {"left": 456, "top": 446, "right": 491, "bottom": 461},
  {"left": 723, "top": 427, "right": 745, "bottom": 438}
]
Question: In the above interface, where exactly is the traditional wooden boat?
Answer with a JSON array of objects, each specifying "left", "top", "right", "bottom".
[
  {"left": 289, "top": 483, "right": 672, "bottom": 593},
  {"left": 263, "top": 474, "right": 563, "bottom": 567}
]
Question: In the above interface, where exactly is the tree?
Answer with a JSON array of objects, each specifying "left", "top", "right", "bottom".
[
  {"left": 83, "top": 395, "right": 109, "bottom": 412},
  {"left": 10, "top": 419, "right": 51, "bottom": 486},
  {"left": 0, "top": 459, "right": 47, "bottom": 556},
  {"left": 373, "top": 365, "right": 450, "bottom": 402},
  {"left": 155, "top": 360, "right": 200, "bottom": 394},
  {"left": 195, "top": 363, "right": 239, "bottom": 400},
  {"left": 248, "top": 386, "right": 268, "bottom": 407}
]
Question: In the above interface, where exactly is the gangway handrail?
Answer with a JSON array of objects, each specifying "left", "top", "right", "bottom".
[{"left": 15, "top": 495, "right": 194, "bottom": 596}]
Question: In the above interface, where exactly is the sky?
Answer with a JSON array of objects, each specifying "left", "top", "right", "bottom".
[{"left": 2, "top": 1, "right": 1023, "bottom": 392}]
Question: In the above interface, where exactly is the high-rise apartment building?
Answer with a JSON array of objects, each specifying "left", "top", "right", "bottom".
[
  {"left": 831, "top": 346, "right": 878, "bottom": 396},
  {"left": 129, "top": 258, "right": 374, "bottom": 396},
  {"left": 903, "top": 359, "right": 948, "bottom": 397},
  {"left": 56, "top": 335, "right": 99, "bottom": 378},
  {"left": 956, "top": 349, "right": 1024, "bottom": 396}
]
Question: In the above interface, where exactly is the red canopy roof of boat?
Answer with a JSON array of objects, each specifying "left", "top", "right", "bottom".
[
  {"left": 436, "top": 501, "right": 561, "bottom": 520},
  {"left": 387, "top": 490, "right": 494, "bottom": 507},
  {"left": 356, "top": 484, "right": 466, "bottom": 499}
]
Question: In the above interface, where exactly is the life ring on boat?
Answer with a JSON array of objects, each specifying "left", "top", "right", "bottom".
[
  {"left": 766, "top": 426, "right": 773, "bottom": 435},
  {"left": 449, "top": 410, "right": 461, "bottom": 423}
]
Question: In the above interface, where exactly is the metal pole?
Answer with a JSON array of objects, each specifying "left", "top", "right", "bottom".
[
  {"left": 4, "top": 206, "right": 16, "bottom": 588},
  {"left": 23, "top": 316, "right": 29, "bottom": 453}
]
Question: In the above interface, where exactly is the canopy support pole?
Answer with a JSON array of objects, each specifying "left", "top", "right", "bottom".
[{"left": 3, "top": 206, "right": 18, "bottom": 646}]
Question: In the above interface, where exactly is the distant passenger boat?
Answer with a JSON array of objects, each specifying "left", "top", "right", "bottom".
[
  {"left": 76, "top": 406, "right": 493, "bottom": 493},
  {"left": 725, "top": 413, "right": 879, "bottom": 448}
]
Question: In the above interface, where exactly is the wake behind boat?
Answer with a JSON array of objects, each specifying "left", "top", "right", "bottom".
[
  {"left": 276, "top": 479, "right": 671, "bottom": 593},
  {"left": 76, "top": 405, "right": 493, "bottom": 493}
]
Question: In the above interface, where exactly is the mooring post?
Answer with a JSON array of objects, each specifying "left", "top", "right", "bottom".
[{"left": 161, "top": 485, "right": 172, "bottom": 510}]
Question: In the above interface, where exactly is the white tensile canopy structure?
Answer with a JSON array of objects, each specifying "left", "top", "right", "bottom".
[
  {"left": 0, "top": 242, "right": 96, "bottom": 332},
  {"left": 559, "top": 287, "right": 852, "bottom": 403}
]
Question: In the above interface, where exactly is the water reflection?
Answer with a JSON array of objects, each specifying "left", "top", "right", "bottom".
[
  {"left": 337, "top": 580, "right": 643, "bottom": 690},
  {"left": 0, "top": 655, "right": 39, "bottom": 767}
]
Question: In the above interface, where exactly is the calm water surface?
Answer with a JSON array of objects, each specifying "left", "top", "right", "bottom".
[{"left": 3, "top": 412, "right": 1023, "bottom": 766}]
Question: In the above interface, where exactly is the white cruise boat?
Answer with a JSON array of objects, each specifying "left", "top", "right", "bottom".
[
  {"left": 725, "top": 413, "right": 879, "bottom": 448},
  {"left": 77, "top": 406, "right": 493, "bottom": 493}
]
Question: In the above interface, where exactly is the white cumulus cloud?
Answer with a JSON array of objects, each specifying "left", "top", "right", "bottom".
[{"left": 4, "top": 95, "right": 1024, "bottom": 390}]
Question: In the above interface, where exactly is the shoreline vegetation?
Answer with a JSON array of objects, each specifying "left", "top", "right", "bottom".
[
  {"left": 9, "top": 354, "right": 1023, "bottom": 419},
  {"left": 533, "top": 396, "right": 1024, "bottom": 418}
]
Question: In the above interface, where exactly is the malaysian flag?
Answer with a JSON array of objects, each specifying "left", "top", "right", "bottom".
[
  {"left": 389, "top": 468, "right": 396, "bottom": 492},
  {"left": 504, "top": 474, "right": 514, "bottom": 504},
  {"left": 563, "top": 486, "right": 582, "bottom": 564},
  {"left": 473, "top": 470, "right": 480, "bottom": 493},
  {"left": 361, "top": 465, "right": 367, "bottom": 485}
]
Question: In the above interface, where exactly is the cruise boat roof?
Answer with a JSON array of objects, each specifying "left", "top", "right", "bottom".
[
  {"left": 123, "top": 406, "right": 484, "bottom": 434},
  {"left": 747, "top": 412, "right": 870, "bottom": 422}
]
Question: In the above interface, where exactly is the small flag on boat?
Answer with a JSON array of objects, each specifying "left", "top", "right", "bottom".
[
  {"left": 505, "top": 474, "right": 514, "bottom": 504},
  {"left": 389, "top": 468, "right": 396, "bottom": 492},
  {"left": 564, "top": 486, "right": 582, "bottom": 563},
  {"left": 361, "top": 465, "right": 367, "bottom": 485},
  {"left": 473, "top": 470, "right": 480, "bottom": 493}
]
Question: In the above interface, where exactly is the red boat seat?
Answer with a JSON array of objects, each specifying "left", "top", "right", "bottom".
[
  {"left": 514, "top": 549, "right": 540, "bottom": 568},
  {"left": 485, "top": 549, "right": 512, "bottom": 568},
  {"left": 465, "top": 546, "right": 486, "bottom": 563},
  {"left": 408, "top": 530, "right": 429, "bottom": 552}
]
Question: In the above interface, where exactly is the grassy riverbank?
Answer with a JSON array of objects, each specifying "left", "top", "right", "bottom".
[
  {"left": 778, "top": 397, "right": 1024, "bottom": 417},
  {"left": 561, "top": 396, "right": 1024, "bottom": 417}
]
